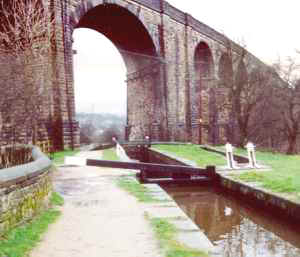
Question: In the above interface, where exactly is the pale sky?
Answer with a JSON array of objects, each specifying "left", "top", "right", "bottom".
[{"left": 73, "top": 0, "right": 300, "bottom": 115}]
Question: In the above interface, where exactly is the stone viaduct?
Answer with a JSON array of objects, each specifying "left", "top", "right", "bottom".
[{"left": 47, "top": 0, "right": 265, "bottom": 149}]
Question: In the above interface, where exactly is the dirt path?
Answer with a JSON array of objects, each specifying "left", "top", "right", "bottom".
[{"left": 30, "top": 151, "right": 162, "bottom": 257}]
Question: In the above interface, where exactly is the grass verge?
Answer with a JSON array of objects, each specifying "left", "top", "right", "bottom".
[
  {"left": 50, "top": 192, "right": 64, "bottom": 206},
  {"left": 0, "top": 192, "right": 64, "bottom": 257},
  {"left": 152, "top": 144, "right": 226, "bottom": 167},
  {"left": 149, "top": 217, "right": 209, "bottom": 257},
  {"left": 117, "top": 174, "right": 210, "bottom": 256},
  {"left": 211, "top": 146, "right": 300, "bottom": 197},
  {"left": 51, "top": 149, "right": 80, "bottom": 165},
  {"left": 117, "top": 177, "right": 159, "bottom": 203},
  {"left": 154, "top": 144, "right": 300, "bottom": 197},
  {"left": 228, "top": 150, "right": 300, "bottom": 195},
  {"left": 102, "top": 148, "right": 119, "bottom": 161}
]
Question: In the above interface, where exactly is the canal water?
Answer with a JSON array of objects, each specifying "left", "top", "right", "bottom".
[{"left": 164, "top": 185, "right": 300, "bottom": 257}]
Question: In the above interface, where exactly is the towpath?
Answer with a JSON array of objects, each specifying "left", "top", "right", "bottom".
[{"left": 30, "top": 151, "right": 162, "bottom": 257}]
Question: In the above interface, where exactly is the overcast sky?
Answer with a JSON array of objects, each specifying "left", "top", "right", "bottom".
[{"left": 73, "top": 0, "right": 300, "bottom": 115}]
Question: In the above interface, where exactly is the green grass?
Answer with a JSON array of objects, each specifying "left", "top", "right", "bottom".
[
  {"left": 50, "top": 192, "right": 64, "bottom": 206},
  {"left": 102, "top": 148, "right": 119, "bottom": 161},
  {"left": 0, "top": 192, "right": 64, "bottom": 257},
  {"left": 213, "top": 145, "right": 300, "bottom": 196},
  {"left": 152, "top": 144, "right": 226, "bottom": 167},
  {"left": 154, "top": 144, "right": 300, "bottom": 197},
  {"left": 231, "top": 150, "right": 300, "bottom": 195},
  {"left": 51, "top": 149, "right": 80, "bottom": 165},
  {"left": 117, "top": 177, "right": 159, "bottom": 203},
  {"left": 116, "top": 169, "right": 210, "bottom": 256},
  {"left": 149, "top": 217, "right": 209, "bottom": 257}
]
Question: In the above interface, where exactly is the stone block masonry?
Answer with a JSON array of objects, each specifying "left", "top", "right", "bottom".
[
  {"left": 0, "top": 147, "right": 52, "bottom": 235},
  {"left": 41, "top": 0, "right": 270, "bottom": 148}
]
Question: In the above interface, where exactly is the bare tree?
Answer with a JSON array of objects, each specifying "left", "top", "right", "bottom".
[
  {"left": 0, "top": 0, "right": 52, "bottom": 57},
  {"left": 272, "top": 57, "right": 300, "bottom": 154},
  {"left": 80, "top": 122, "right": 96, "bottom": 145},
  {"left": 217, "top": 40, "right": 275, "bottom": 147},
  {"left": 98, "top": 125, "right": 124, "bottom": 144},
  {"left": 0, "top": 0, "right": 53, "bottom": 145}
]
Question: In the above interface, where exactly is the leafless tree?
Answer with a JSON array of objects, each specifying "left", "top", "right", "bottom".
[
  {"left": 98, "top": 125, "right": 124, "bottom": 144},
  {"left": 80, "top": 122, "right": 96, "bottom": 145},
  {"left": 272, "top": 57, "right": 300, "bottom": 154},
  {"left": 216, "top": 40, "right": 275, "bottom": 147},
  {"left": 0, "top": 0, "right": 54, "bottom": 145}
]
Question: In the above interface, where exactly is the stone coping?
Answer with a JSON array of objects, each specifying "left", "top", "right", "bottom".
[
  {"left": 219, "top": 174, "right": 300, "bottom": 222},
  {"left": 120, "top": 141, "right": 190, "bottom": 146},
  {"left": 134, "top": 179, "right": 217, "bottom": 256},
  {"left": 148, "top": 147, "right": 197, "bottom": 167},
  {"left": 0, "top": 146, "right": 52, "bottom": 186}
]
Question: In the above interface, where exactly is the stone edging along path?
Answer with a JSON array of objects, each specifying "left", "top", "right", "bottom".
[{"left": 131, "top": 179, "right": 218, "bottom": 256}]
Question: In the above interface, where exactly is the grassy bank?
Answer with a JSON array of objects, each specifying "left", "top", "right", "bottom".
[
  {"left": 117, "top": 176, "right": 210, "bottom": 257},
  {"left": 52, "top": 149, "right": 80, "bottom": 165},
  {"left": 0, "top": 192, "right": 64, "bottom": 257},
  {"left": 153, "top": 144, "right": 300, "bottom": 198},
  {"left": 152, "top": 144, "right": 226, "bottom": 167},
  {"left": 149, "top": 217, "right": 209, "bottom": 257},
  {"left": 231, "top": 150, "right": 300, "bottom": 196},
  {"left": 117, "top": 176, "right": 158, "bottom": 203},
  {"left": 215, "top": 146, "right": 300, "bottom": 195},
  {"left": 102, "top": 148, "right": 119, "bottom": 161}
]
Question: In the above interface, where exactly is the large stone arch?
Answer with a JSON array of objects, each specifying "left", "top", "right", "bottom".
[
  {"left": 218, "top": 52, "right": 234, "bottom": 142},
  {"left": 64, "top": 0, "right": 165, "bottom": 142},
  {"left": 193, "top": 41, "right": 217, "bottom": 144},
  {"left": 69, "top": 0, "right": 160, "bottom": 52},
  {"left": 69, "top": 0, "right": 161, "bottom": 59},
  {"left": 218, "top": 53, "right": 250, "bottom": 143}
]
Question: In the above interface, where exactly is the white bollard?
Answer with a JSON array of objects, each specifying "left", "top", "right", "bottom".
[
  {"left": 225, "top": 143, "right": 237, "bottom": 169},
  {"left": 246, "top": 142, "right": 258, "bottom": 168},
  {"left": 116, "top": 144, "right": 121, "bottom": 156},
  {"left": 114, "top": 139, "right": 131, "bottom": 162},
  {"left": 145, "top": 135, "right": 151, "bottom": 147}
]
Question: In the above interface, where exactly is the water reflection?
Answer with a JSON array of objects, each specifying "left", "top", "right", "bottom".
[{"left": 165, "top": 186, "right": 300, "bottom": 257}]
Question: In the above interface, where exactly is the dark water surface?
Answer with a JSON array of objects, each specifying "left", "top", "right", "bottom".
[{"left": 164, "top": 186, "right": 300, "bottom": 257}]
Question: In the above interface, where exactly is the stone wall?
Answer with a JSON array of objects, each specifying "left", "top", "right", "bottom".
[
  {"left": 0, "top": 147, "right": 52, "bottom": 234},
  {"left": 0, "top": 48, "right": 57, "bottom": 147}
]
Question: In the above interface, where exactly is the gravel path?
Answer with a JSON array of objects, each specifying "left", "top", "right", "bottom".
[{"left": 30, "top": 151, "right": 162, "bottom": 257}]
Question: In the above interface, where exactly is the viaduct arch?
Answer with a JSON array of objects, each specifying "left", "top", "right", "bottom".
[{"left": 45, "top": 0, "right": 266, "bottom": 149}]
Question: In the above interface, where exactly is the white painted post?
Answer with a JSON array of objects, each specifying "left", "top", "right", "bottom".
[
  {"left": 112, "top": 137, "right": 119, "bottom": 156},
  {"left": 246, "top": 142, "right": 259, "bottom": 168},
  {"left": 145, "top": 135, "right": 150, "bottom": 148},
  {"left": 225, "top": 143, "right": 237, "bottom": 169},
  {"left": 113, "top": 137, "right": 131, "bottom": 162}
]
